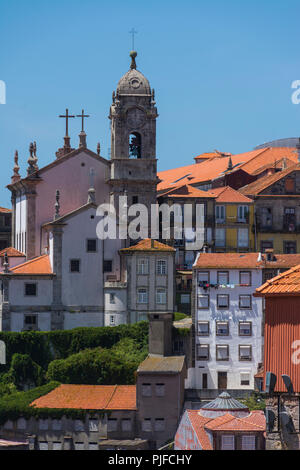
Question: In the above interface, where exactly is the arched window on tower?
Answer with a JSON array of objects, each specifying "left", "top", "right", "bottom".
[{"left": 129, "top": 132, "right": 141, "bottom": 158}]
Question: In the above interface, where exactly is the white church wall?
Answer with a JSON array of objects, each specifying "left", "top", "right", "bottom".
[
  {"left": 104, "top": 312, "right": 127, "bottom": 327},
  {"left": 64, "top": 312, "right": 104, "bottom": 329},
  {"left": 9, "top": 279, "right": 53, "bottom": 306},
  {"left": 10, "top": 312, "right": 51, "bottom": 332},
  {"left": 61, "top": 207, "right": 104, "bottom": 308},
  {"left": 15, "top": 195, "right": 27, "bottom": 253}
]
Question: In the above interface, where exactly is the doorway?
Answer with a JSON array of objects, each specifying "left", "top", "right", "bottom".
[{"left": 218, "top": 372, "right": 227, "bottom": 390}]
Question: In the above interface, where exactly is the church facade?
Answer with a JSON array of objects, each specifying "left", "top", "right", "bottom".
[{"left": 0, "top": 52, "right": 174, "bottom": 332}]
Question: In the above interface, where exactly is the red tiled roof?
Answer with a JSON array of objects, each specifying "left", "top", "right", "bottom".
[
  {"left": 256, "top": 264, "right": 300, "bottom": 296},
  {"left": 159, "top": 184, "right": 215, "bottom": 199},
  {"left": 194, "top": 151, "right": 223, "bottom": 161},
  {"left": 9, "top": 255, "right": 53, "bottom": 275},
  {"left": 120, "top": 238, "right": 175, "bottom": 253},
  {"left": 210, "top": 186, "right": 253, "bottom": 203},
  {"left": 30, "top": 384, "right": 137, "bottom": 410},
  {"left": 204, "top": 411, "right": 265, "bottom": 432},
  {"left": 194, "top": 252, "right": 300, "bottom": 270},
  {"left": 187, "top": 411, "right": 213, "bottom": 450},
  {"left": 0, "top": 247, "right": 25, "bottom": 257},
  {"left": 0, "top": 207, "right": 12, "bottom": 213}
]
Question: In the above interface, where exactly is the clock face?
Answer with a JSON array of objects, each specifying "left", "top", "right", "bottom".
[{"left": 127, "top": 108, "right": 145, "bottom": 129}]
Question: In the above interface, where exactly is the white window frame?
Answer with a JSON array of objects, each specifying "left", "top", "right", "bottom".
[
  {"left": 238, "top": 205, "right": 249, "bottom": 222},
  {"left": 156, "top": 259, "right": 167, "bottom": 275},
  {"left": 137, "top": 288, "right": 148, "bottom": 304},
  {"left": 215, "top": 228, "right": 226, "bottom": 247},
  {"left": 238, "top": 228, "right": 249, "bottom": 248},
  {"left": 241, "top": 435, "right": 256, "bottom": 450},
  {"left": 221, "top": 435, "right": 235, "bottom": 450},
  {"left": 156, "top": 288, "right": 166, "bottom": 304},
  {"left": 137, "top": 258, "right": 149, "bottom": 275},
  {"left": 216, "top": 205, "right": 226, "bottom": 223}
]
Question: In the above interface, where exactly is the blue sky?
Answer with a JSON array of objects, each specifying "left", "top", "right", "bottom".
[{"left": 1, "top": 0, "right": 300, "bottom": 206}]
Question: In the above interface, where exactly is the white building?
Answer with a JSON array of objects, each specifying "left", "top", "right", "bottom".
[{"left": 186, "top": 253, "right": 264, "bottom": 394}]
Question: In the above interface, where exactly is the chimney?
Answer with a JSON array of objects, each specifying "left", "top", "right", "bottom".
[
  {"left": 257, "top": 252, "right": 262, "bottom": 262},
  {"left": 265, "top": 248, "right": 274, "bottom": 262}
]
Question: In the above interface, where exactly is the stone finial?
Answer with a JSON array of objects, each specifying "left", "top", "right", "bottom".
[
  {"left": 87, "top": 168, "right": 96, "bottom": 204},
  {"left": 3, "top": 252, "right": 9, "bottom": 273},
  {"left": 11, "top": 150, "right": 21, "bottom": 184},
  {"left": 130, "top": 50, "right": 137, "bottom": 70},
  {"left": 54, "top": 190, "right": 60, "bottom": 220},
  {"left": 282, "top": 157, "right": 287, "bottom": 170},
  {"left": 27, "top": 142, "right": 37, "bottom": 176},
  {"left": 32, "top": 141, "right": 39, "bottom": 170},
  {"left": 78, "top": 131, "right": 87, "bottom": 149},
  {"left": 227, "top": 155, "right": 233, "bottom": 171},
  {"left": 112, "top": 91, "right": 115, "bottom": 104},
  {"left": 97, "top": 142, "right": 101, "bottom": 156}
]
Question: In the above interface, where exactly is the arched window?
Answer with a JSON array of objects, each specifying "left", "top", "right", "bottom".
[{"left": 129, "top": 132, "right": 141, "bottom": 158}]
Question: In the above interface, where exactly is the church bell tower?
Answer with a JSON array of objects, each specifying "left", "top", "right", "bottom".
[{"left": 108, "top": 51, "right": 158, "bottom": 239}]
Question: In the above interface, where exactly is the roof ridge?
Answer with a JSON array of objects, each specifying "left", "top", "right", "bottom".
[{"left": 256, "top": 263, "right": 300, "bottom": 293}]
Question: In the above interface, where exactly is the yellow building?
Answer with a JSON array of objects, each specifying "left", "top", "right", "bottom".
[{"left": 210, "top": 186, "right": 255, "bottom": 252}]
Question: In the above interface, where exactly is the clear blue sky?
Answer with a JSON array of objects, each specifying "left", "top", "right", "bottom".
[{"left": 1, "top": 0, "right": 300, "bottom": 207}]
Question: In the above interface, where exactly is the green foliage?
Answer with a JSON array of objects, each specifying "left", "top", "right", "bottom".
[
  {"left": 0, "top": 382, "right": 17, "bottom": 398},
  {"left": 240, "top": 392, "right": 266, "bottom": 411},
  {"left": 8, "top": 354, "right": 45, "bottom": 390},
  {"left": 174, "top": 312, "right": 189, "bottom": 321}
]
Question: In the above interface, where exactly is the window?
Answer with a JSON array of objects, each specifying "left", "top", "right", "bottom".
[
  {"left": 74, "top": 420, "right": 84, "bottom": 432},
  {"left": 129, "top": 132, "right": 141, "bottom": 158},
  {"left": 52, "top": 442, "right": 62, "bottom": 450},
  {"left": 156, "top": 288, "right": 166, "bottom": 304},
  {"left": 216, "top": 345, "right": 229, "bottom": 361},
  {"left": 239, "top": 295, "right": 252, "bottom": 309},
  {"left": 239, "top": 345, "right": 252, "bottom": 361},
  {"left": 154, "top": 419, "right": 165, "bottom": 432},
  {"left": 157, "top": 259, "right": 167, "bottom": 275},
  {"left": 109, "top": 293, "right": 115, "bottom": 304},
  {"left": 239, "top": 321, "right": 252, "bottom": 336},
  {"left": 25, "top": 283, "right": 37, "bottom": 296},
  {"left": 240, "top": 373, "right": 250, "bottom": 386},
  {"left": 238, "top": 205, "right": 249, "bottom": 222},
  {"left": 70, "top": 259, "right": 80, "bottom": 272},
  {"left": 39, "top": 442, "right": 49, "bottom": 451},
  {"left": 86, "top": 239, "right": 97, "bottom": 252},
  {"left": 202, "top": 373, "right": 208, "bottom": 389},
  {"left": 180, "top": 294, "right": 190, "bottom": 304},
  {"left": 261, "top": 240, "right": 273, "bottom": 252},
  {"left": 17, "top": 418, "right": 26, "bottom": 430},
  {"left": 240, "top": 271, "right": 251, "bottom": 286},
  {"left": 238, "top": 228, "right": 249, "bottom": 248},
  {"left": 138, "top": 288, "right": 148, "bottom": 304},
  {"left": 109, "top": 315, "right": 115, "bottom": 326},
  {"left": 132, "top": 196, "right": 139, "bottom": 204},
  {"left": 198, "top": 271, "right": 209, "bottom": 283},
  {"left": 197, "top": 344, "right": 209, "bottom": 360},
  {"left": 173, "top": 340, "right": 184, "bottom": 354},
  {"left": 260, "top": 207, "right": 272, "bottom": 229},
  {"left": 103, "top": 260, "right": 112, "bottom": 272},
  {"left": 284, "top": 241, "right": 297, "bottom": 254},
  {"left": 217, "top": 271, "right": 229, "bottom": 285},
  {"left": 198, "top": 294, "right": 209, "bottom": 309},
  {"left": 137, "top": 258, "right": 149, "bottom": 274},
  {"left": 52, "top": 420, "right": 62, "bottom": 431},
  {"left": 121, "top": 419, "right": 131, "bottom": 432},
  {"left": 216, "top": 205, "right": 225, "bottom": 223},
  {"left": 217, "top": 294, "right": 229, "bottom": 309},
  {"left": 216, "top": 321, "right": 229, "bottom": 336},
  {"left": 74, "top": 442, "right": 84, "bottom": 450},
  {"left": 88, "top": 443, "right": 98, "bottom": 450},
  {"left": 107, "top": 419, "right": 118, "bottom": 432},
  {"left": 198, "top": 321, "right": 209, "bottom": 336},
  {"left": 215, "top": 228, "right": 226, "bottom": 247},
  {"left": 89, "top": 419, "right": 98, "bottom": 432},
  {"left": 24, "top": 315, "right": 37, "bottom": 326},
  {"left": 142, "top": 383, "right": 152, "bottom": 397},
  {"left": 39, "top": 419, "right": 48, "bottom": 430},
  {"left": 221, "top": 435, "right": 235, "bottom": 450},
  {"left": 155, "top": 383, "right": 165, "bottom": 397},
  {"left": 241, "top": 435, "right": 256, "bottom": 450},
  {"left": 142, "top": 419, "right": 152, "bottom": 432}
]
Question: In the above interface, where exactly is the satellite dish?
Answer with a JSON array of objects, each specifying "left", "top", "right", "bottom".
[{"left": 282, "top": 374, "right": 294, "bottom": 395}]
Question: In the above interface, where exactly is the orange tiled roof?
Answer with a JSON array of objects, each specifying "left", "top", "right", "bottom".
[
  {"left": 210, "top": 186, "right": 253, "bottom": 204},
  {"left": 187, "top": 411, "right": 213, "bottom": 450},
  {"left": 194, "top": 151, "right": 228, "bottom": 161},
  {"left": 159, "top": 184, "right": 215, "bottom": 199},
  {"left": 194, "top": 252, "right": 300, "bottom": 270},
  {"left": 0, "top": 247, "right": 25, "bottom": 257},
  {"left": 238, "top": 147, "right": 298, "bottom": 175},
  {"left": 256, "top": 264, "right": 300, "bottom": 296},
  {"left": 250, "top": 157, "right": 296, "bottom": 176},
  {"left": 240, "top": 162, "right": 300, "bottom": 196},
  {"left": 204, "top": 411, "right": 265, "bottom": 432},
  {"left": 120, "top": 238, "right": 175, "bottom": 253},
  {"left": 9, "top": 255, "right": 53, "bottom": 275},
  {"left": 0, "top": 207, "right": 12, "bottom": 213},
  {"left": 30, "top": 384, "right": 137, "bottom": 410}
]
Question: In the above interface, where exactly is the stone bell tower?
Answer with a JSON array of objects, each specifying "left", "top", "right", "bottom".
[{"left": 108, "top": 51, "right": 158, "bottom": 239}]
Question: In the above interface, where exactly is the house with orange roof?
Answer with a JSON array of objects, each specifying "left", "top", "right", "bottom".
[
  {"left": 175, "top": 391, "right": 265, "bottom": 450},
  {"left": 240, "top": 162, "right": 300, "bottom": 253}
]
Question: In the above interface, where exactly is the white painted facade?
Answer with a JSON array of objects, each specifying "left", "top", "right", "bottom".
[{"left": 186, "top": 267, "right": 263, "bottom": 391}]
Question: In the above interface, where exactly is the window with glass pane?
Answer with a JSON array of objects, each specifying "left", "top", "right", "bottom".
[
  {"left": 221, "top": 435, "right": 234, "bottom": 450},
  {"left": 198, "top": 271, "right": 209, "bottom": 283},
  {"left": 138, "top": 258, "right": 149, "bottom": 274},
  {"left": 240, "top": 373, "right": 250, "bottom": 386},
  {"left": 215, "top": 228, "right": 226, "bottom": 247},
  {"left": 239, "top": 345, "right": 252, "bottom": 361},
  {"left": 138, "top": 288, "right": 148, "bottom": 304},
  {"left": 217, "top": 294, "right": 229, "bottom": 308},
  {"left": 107, "top": 419, "right": 118, "bottom": 432},
  {"left": 154, "top": 419, "right": 165, "bottom": 432},
  {"left": 156, "top": 288, "right": 166, "bottom": 304},
  {"left": 197, "top": 344, "right": 209, "bottom": 360},
  {"left": 198, "top": 321, "right": 209, "bottom": 336},
  {"left": 241, "top": 435, "right": 256, "bottom": 450},
  {"left": 142, "top": 383, "right": 152, "bottom": 397},
  {"left": 142, "top": 419, "right": 152, "bottom": 432},
  {"left": 217, "top": 271, "right": 229, "bottom": 285},
  {"left": 155, "top": 383, "right": 165, "bottom": 396},
  {"left": 238, "top": 205, "right": 248, "bottom": 222},
  {"left": 238, "top": 228, "right": 249, "bottom": 248},
  {"left": 239, "top": 295, "right": 251, "bottom": 309},
  {"left": 198, "top": 294, "right": 209, "bottom": 309},
  {"left": 239, "top": 322, "right": 252, "bottom": 336},
  {"left": 216, "top": 321, "right": 229, "bottom": 336},
  {"left": 121, "top": 419, "right": 131, "bottom": 431},
  {"left": 157, "top": 259, "right": 167, "bottom": 275},
  {"left": 216, "top": 345, "right": 229, "bottom": 361},
  {"left": 216, "top": 205, "right": 225, "bottom": 222},
  {"left": 240, "top": 271, "right": 251, "bottom": 286}
]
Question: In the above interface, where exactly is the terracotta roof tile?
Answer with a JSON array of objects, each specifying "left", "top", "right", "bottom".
[
  {"left": 0, "top": 247, "right": 25, "bottom": 257},
  {"left": 210, "top": 186, "right": 253, "bottom": 203},
  {"left": 204, "top": 411, "right": 265, "bottom": 432},
  {"left": 187, "top": 411, "right": 213, "bottom": 450},
  {"left": 159, "top": 184, "right": 215, "bottom": 199},
  {"left": 8, "top": 255, "right": 53, "bottom": 275},
  {"left": 0, "top": 207, "right": 12, "bottom": 213},
  {"left": 194, "top": 252, "right": 300, "bottom": 270},
  {"left": 30, "top": 384, "right": 137, "bottom": 410},
  {"left": 256, "top": 263, "right": 300, "bottom": 295},
  {"left": 120, "top": 238, "right": 175, "bottom": 253}
]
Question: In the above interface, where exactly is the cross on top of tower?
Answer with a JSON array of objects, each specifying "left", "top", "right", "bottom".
[
  {"left": 129, "top": 27, "right": 138, "bottom": 50},
  {"left": 59, "top": 108, "right": 75, "bottom": 137},
  {"left": 77, "top": 109, "right": 90, "bottom": 132}
]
